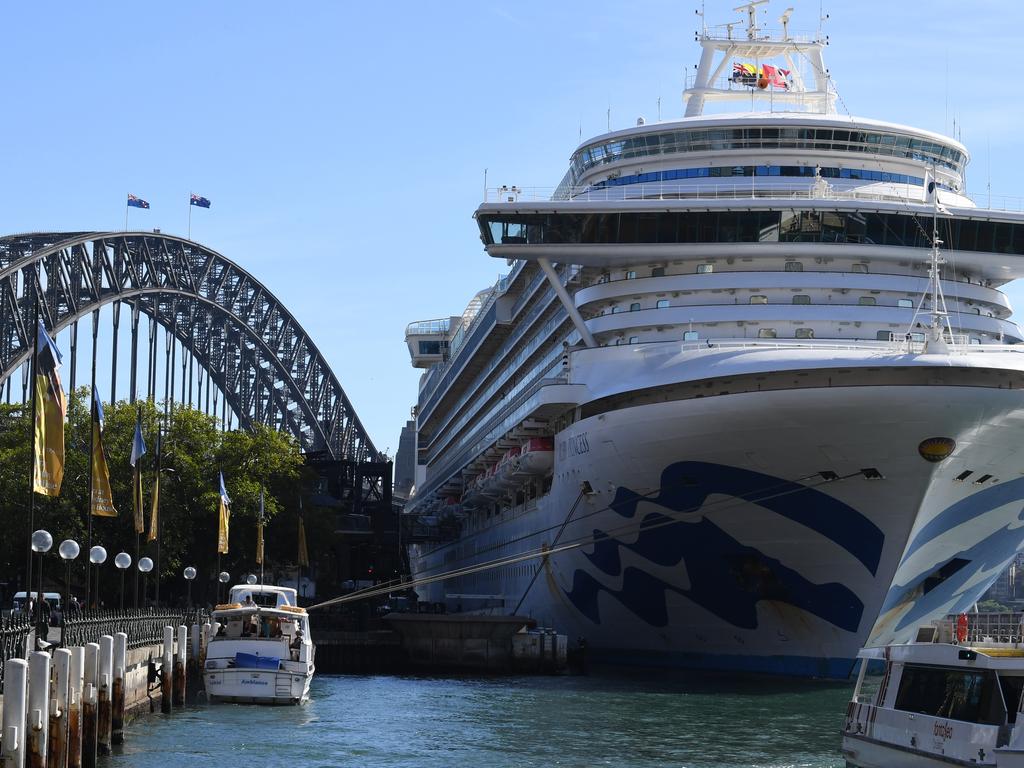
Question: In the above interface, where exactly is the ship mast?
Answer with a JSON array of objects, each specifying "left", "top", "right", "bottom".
[{"left": 922, "top": 172, "right": 955, "bottom": 352}]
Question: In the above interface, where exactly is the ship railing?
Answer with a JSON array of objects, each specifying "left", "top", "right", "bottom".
[
  {"left": 701, "top": 24, "right": 820, "bottom": 45},
  {"left": 406, "top": 318, "right": 451, "bottom": 337},
  {"left": 683, "top": 72, "right": 825, "bottom": 97},
  {"left": 938, "top": 612, "right": 1024, "bottom": 645},
  {"left": 680, "top": 336, "right": 1013, "bottom": 356}
]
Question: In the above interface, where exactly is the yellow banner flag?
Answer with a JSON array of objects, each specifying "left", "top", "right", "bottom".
[
  {"left": 90, "top": 391, "right": 116, "bottom": 517},
  {"left": 147, "top": 470, "right": 160, "bottom": 542},
  {"left": 217, "top": 472, "right": 230, "bottom": 554},
  {"left": 297, "top": 516, "right": 309, "bottom": 567},
  {"left": 255, "top": 490, "right": 265, "bottom": 565},
  {"left": 32, "top": 321, "right": 65, "bottom": 497}
]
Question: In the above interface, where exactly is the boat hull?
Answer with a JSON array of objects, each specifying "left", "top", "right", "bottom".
[
  {"left": 205, "top": 666, "right": 313, "bottom": 705},
  {"left": 410, "top": 381, "right": 1024, "bottom": 678}
]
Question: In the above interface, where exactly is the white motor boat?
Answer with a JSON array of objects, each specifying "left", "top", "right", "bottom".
[
  {"left": 843, "top": 614, "right": 1024, "bottom": 767},
  {"left": 204, "top": 584, "right": 315, "bottom": 705}
]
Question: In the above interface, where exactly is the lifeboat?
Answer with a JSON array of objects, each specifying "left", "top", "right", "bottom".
[
  {"left": 512, "top": 437, "right": 554, "bottom": 480},
  {"left": 494, "top": 447, "right": 522, "bottom": 490},
  {"left": 478, "top": 464, "right": 501, "bottom": 498}
]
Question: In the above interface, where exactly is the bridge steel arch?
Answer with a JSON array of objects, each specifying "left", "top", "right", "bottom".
[{"left": 0, "top": 231, "right": 378, "bottom": 462}]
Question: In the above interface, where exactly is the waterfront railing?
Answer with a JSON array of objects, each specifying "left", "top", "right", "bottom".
[{"left": 64, "top": 608, "right": 209, "bottom": 650}]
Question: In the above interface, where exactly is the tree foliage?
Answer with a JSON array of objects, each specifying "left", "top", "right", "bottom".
[{"left": 0, "top": 392, "right": 304, "bottom": 606}]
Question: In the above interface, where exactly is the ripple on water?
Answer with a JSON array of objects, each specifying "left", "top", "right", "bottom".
[{"left": 106, "top": 673, "right": 851, "bottom": 768}]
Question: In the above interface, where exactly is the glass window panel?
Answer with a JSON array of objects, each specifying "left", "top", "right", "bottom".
[{"left": 793, "top": 295, "right": 811, "bottom": 305}]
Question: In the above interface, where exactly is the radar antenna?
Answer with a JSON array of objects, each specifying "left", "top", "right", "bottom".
[{"left": 733, "top": 0, "right": 769, "bottom": 40}]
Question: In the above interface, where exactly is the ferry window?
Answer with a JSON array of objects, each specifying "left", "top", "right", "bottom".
[
  {"left": 852, "top": 263, "right": 869, "bottom": 273},
  {"left": 630, "top": 303, "right": 641, "bottom": 312},
  {"left": 895, "top": 666, "right": 1004, "bottom": 725},
  {"left": 858, "top": 296, "right": 876, "bottom": 306},
  {"left": 696, "top": 264, "right": 714, "bottom": 274},
  {"left": 784, "top": 261, "right": 803, "bottom": 272},
  {"left": 418, "top": 340, "right": 442, "bottom": 355},
  {"left": 683, "top": 331, "right": 699, "bottom": 341},
  {"left": 628, "top": 336, "right": 639, "bottom": 344},
  {"left": 758, "top": 328, "right": 777, "bottom": 338},
  {"left": 898, "top": 299, "right": 914, "bottom": 308},
  {"left": 876, "top": 331, "right": 894, "bottom": 341},
  {"left": 614, "top": 338, "right": 624, "bottom": 345},
  {"left": 626, "top": 270, "right": 637, "bottom": 279},
  {"left": 792, "top": 295, "right": 811, "bottom": 305},
  {"left": 795, "top": 328, "right": 815, "bottom": 339},
  {"left": 749, "top": 295, "right": 767, "bottom": 305},
  {"left": 911, "top": 332, "right": 925, "bottom": 342},
  {"left": 651, "top": 267, "right": 665, "bottom": 277},
  {"left": 656, "top": 299, "right": 670, "bottom": 309},
  {"left": 1000, "top": 676, "right": 1024, "bottom": 724}
]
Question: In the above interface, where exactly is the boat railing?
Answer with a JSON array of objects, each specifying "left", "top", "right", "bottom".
[
  {"left": 701, "top": 24, "right": 821, "bottom": 45},
  {"left": 936, "top": 612, "right": 1024, "bottom": 645}
]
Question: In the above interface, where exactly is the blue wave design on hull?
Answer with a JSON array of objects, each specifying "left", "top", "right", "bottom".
[{"left": 565, "top": 461, "right": 884, "bottom": 633}]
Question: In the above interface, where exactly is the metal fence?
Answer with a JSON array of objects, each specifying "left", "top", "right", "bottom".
[
  {"left": 0, "top": 613, "right": 33, "bottom": 692},
  {"left": 63, "top": 608, "right": 209, "bottom": 650}
]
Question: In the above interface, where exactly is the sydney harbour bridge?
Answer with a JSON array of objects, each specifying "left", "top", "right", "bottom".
[{"left": 0, "top": 231, "right": 378, "bottom": 463}]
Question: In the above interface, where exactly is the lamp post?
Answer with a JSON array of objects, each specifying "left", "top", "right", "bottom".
[
  {"left": 138, "top": 557, "right": 154, "bottom": 608},
  {"left": 218, "top": 571, "right": 230, "bottom": 605},
  {"left": 89, "top": 546, "right": 107, "bottom": 609},
  {"left": 183, "top": 566, "right": 196, "bottom": 608},
  {"left": 31, "top": 530, "right": 52, "bottom": 637},
  {"left": 114, "top": 553, "right": 131, "bottom": 611},
  {"left": 58, "top": 539, "right": 80, "bottom": 647}
]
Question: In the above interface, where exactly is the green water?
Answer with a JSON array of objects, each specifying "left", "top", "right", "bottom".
[{"left": 108, "top": 673, "right": 854, "bottom": 767}]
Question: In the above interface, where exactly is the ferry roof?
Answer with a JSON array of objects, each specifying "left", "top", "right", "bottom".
[
  {"left": 863, "top": 642, "right": 1024, "bottom": 671},
  {"left": 571, "top": 112, "right": 969, "bottom": 162}
]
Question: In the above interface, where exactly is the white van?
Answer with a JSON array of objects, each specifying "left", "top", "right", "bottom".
[{"left": 12, "top": 591, "right": 62, "bottom": 616}]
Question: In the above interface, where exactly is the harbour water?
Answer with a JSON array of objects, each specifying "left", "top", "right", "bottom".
[{"left": 108, "top": 673, "right": 854, "bottom": 767}]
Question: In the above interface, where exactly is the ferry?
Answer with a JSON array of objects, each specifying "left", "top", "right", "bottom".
[
  {"left": 843, "top": 615, "right": 1024, "bottom": 767},
  {"left": 203, "top": 584, "right": 314, "bottom": 704},
  {"left": 401, "top": 2, "right": 1024, "bottom": 678}
]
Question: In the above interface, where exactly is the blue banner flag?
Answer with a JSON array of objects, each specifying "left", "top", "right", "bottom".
[
  {"left": 190, "top": 194, "right": 211, "bottom": 209},
  {"left": 127, "top": 194, "right": 150, "bottom": 209},
  {"left": 130, "top": 414, "right": 147, "bottom": 467}
]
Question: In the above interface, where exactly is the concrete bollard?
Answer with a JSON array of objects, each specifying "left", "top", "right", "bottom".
[
  {"left": 81, "top": 644, "right": 99, "bottom": 768},
  {"left": 27, "top": 651, "right": 50, "bottom": 768},
  {"left": 200, "top": 622, "right": 211, "bottom": 669},
  {"left": 2, "top": 658, "right": 29, "bottom": 768},
  {"left": 67, "top": 646, "right": 84, "bottom": 768},
  {"left": 161, "top": 626, "right": 173, "bottom": 714},
  {"left": 97, "top": 636, "right": 113, "bottom": 756},
  {"left": 111, "top": 633, "right": 127, "bottom": 746},
  {"left": 173, "top": 625, "right": 187, "bottom": 707},
  {"left": 80, "top": 686, "right": 96, "bottom": 768},
  {"left": 47, "top": 648, "right": 71, "bottom": 768}
]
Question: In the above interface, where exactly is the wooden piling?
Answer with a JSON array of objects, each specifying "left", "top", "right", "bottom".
[
  {"left": 173, "top": 625, "right": 187, "bottom": 707},
  {"left": 46, "top": 648, "right": 71, "bottom": 768},
  {"left": 97, "top": 636, "right": 113, "bottom": 756},
  {"left": 68, "top": 646, "right": 84, "bottom": 768},
  {"left": 161, "top": 626, "right": 173, "bottom": 714},
  {"left": 27, "top": 651, "right": 50, "bottom": 768},
  {"left": 112, "top": 633, "right": 127, "bottom": 745},
  {"left": 81, "top": 686, "right": 96, "bottom": 768}
]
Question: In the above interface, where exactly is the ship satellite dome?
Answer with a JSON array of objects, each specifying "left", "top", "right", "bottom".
[{"left": 636, "top": 116, "right": 645, "bottom": 126}]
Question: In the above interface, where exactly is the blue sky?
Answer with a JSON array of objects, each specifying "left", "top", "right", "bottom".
[{"left": 2, "top": 1, "right": 1022, "bottom": 453}]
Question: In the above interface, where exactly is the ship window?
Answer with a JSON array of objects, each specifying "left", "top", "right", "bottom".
[
  {"left": 629, "top": 336, "right": 639, "bottom": 344},
  {"left": 683, "top": 331, "right": 699, "bottom": 341},
  {"left": 858, "top": 296, "right": 876, "bottom": 306},
  {"left": 972, "top": 307, "right": 982, "bottom": 314},
  {"left": 614, "top": 338, "right": 624, "bottom": 345},
  {"left": 630, "top": 303, "right": 641, "bottom": 312},
  {"left": 1002, "top": 677, "right": 1024, "bottom": 724},
  {"left": 970, "top": 337, "right": 982, "bottom": 344},
  {"left": 626, "top": 270, "right": 637, "bottom": 279},
  {"left": 749, "top": 295, "right": 767, "bottom": 305},
  {"left": 418, "top": 340, "right": 442, "bottom": 355},
  {"left": 656, "top": 299, "right": 670, "bottom": 309},
  {"left": 784, "top": 261, "right": 803, "bottom": 272},
  {"left": 651, "top": 267, "right": 665, "bottom": 277},
  {"left": 611, "top": 306, "right": 621, "bottom": 313},
  {"left": 876, "top": 331, "right": 894, "bottom": 341},
  {"left": 792, "top": 295, "right": 811, "bottom": 305},
  {"left": 758, "top": 328, "right": 777, "bottom": 338},
  {"left": 795, "top": 328, "right": 815, "bottom": 339},
  {"left": 894, "top": 666, "right": 1004, "bottom": 725},
  {"left": 696, "top": 264, "right": 714, "bottom": 274},
  {"left": 898, "top": 299, "right": 914, "bottom": 308},
  {"left": 852, "top": 263, "right": 869, "bottom": 273},
  {"left": 911, "top": 332, "right": 925, "bottom": 342}
]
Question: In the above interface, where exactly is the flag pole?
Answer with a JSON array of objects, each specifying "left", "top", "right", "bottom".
[
  {"left": 154, "top": 428, "right": 162, "bottom": 607},
  {"left": 188, "top": 193, "right": 192, "bottom": 240},
  {"left": 124, "top": 194, "right": 129, "bottom": 232},
  {"left": 85, "top": 310, "right": 99, "bottom": 609},
  {"left": 25, "top": 289, "right": 40, "bottom": 607}
]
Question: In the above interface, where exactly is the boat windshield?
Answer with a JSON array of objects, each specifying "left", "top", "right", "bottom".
[{"left": 213, "top": 612, "right": 303, "bottom": 642}]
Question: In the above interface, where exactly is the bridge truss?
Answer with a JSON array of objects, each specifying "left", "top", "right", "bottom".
[{"left": 0, "top": 231, "right": 378, "bottom": 462}]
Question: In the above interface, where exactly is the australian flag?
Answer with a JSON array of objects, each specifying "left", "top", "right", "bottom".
[
  {"left": 127, "top": 194, "right": 150, "bottom": 209},
  {"left": 190, "top": 194, "right": 211, "bottom": 209}
]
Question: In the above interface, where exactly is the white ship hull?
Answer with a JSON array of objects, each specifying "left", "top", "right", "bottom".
[
  {"left": 205, "top": 662, "right": 313, "bottom": 705},
  {"left": 410, "top": 370, "right": 1024, "bottom": 678}
]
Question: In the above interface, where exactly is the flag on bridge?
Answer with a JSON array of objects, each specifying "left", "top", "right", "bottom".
[
  {"left": 90, "top": 388, "right": 116, "bottom": 517},
  {"left": 32, "top": 320, "right": 65, "bottom": 496},
  {"left": 147, "top": 431, "right": 161, "bottom": 542},
  {"left": 127, "top": 194, "right": 150, "bottom": 209},
  {"left": 217, "top": 472, "right": 231, "bottom": 554},
  {"left": 190, "top": 194, "right": 211, "bottom": 209},
  {"left": 130, "top": 410, "right": 147, "bottom": 534},
  {"left": 256, "top": 490, "right": 265, "bottom": 566}
]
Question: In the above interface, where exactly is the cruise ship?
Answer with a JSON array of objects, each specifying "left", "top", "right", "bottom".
[{"left": 401, "top": 3, "right": 1024, "bottom": 678}]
